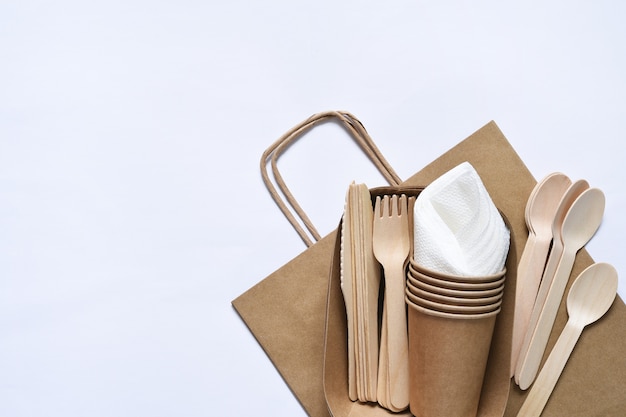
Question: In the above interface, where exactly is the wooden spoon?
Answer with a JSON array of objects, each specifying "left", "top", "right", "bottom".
[
  {"left": 511, "top": 173, "right": 571, "bottom": 375},
  {"left": 515, "top": 187, "right": 605, "bottom": 390},
  {"left": 513, "top": 179, "right": 588, "bottom": 381},
  {"left": 524, "top": 173, "right": 566, "bottom": 234},
  {"left": 516, "top": 263, "right": 618, "bottom": 417}
]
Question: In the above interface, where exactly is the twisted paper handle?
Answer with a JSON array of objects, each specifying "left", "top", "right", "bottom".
[{"left": 261, "top": 110, "right": 402, "bottom": 247}]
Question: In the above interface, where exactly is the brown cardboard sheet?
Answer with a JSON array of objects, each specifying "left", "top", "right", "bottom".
[{"left": 232, "top": 121, "right": 626, "bottom": 416}]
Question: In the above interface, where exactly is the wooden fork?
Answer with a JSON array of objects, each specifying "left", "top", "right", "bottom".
[{"left": 372, "top": 194, "right": 410, "bottom": 411}]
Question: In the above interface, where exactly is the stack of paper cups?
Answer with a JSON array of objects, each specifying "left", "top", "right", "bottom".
[{"left": 405, "top": 259, "right": 505, "bottom": 417}]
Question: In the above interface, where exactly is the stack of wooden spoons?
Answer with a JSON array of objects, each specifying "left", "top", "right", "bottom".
[{"left": 511, "top": 172, "right": 606, "bottom": 388}]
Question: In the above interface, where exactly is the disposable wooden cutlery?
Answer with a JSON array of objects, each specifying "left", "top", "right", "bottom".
[
  {"left": 516, "top": 263, "right": 617, "bottom": 417},
  {"left": 511, "top": 173, "right": 571, "bottom": 375},
  {"left": 340, "top": 183, "right": 380, "bottom": 402},
  {"left": 513, "top": 179, "right": 588, "bottom": 379},
  {"left": 373, "top": 194, "right": 411, "bottom": 411},
  {"left": 515, "top": 187, "right": 605, "bottom": 389}
]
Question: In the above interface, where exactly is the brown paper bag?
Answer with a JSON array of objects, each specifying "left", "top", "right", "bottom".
[{"left": 232, "top": 114, "right": 626, "bottom": 416}]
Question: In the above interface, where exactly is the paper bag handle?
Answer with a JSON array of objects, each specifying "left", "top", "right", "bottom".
[{"left": 261, "top": 110, "right": 402, "bottom": 247}]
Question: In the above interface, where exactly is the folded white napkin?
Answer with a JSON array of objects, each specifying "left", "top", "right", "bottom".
[{"left": 413, "top": 162, "right": 510, "bottom": 276}]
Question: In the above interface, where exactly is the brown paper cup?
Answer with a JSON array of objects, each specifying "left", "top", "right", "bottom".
[
  {"left": 406, "top": 297, "right": 499, "bottom": 417},
  {"left": 406, "top": 279, "right": 503, "bottom": 306},
  {"left": 409, "top": 258, "right": 506, "bottom": 283},
  {"left": 405, "top": 287, "right": 503, "bottom": 314},
  {"left": 408, "top": 263, "right": 506, "bottom": 290},
  {"left": 407, "top": 274, "right": 504, "bottom": 298}
]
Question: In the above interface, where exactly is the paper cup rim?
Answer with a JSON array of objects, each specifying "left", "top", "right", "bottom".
[
  {"left": 406, "top": 281, "right": 503, "bottom": 305},
  {"left": 408, "top": 266, "right": 506, "bottom": 290},
  {"left": 405, "top": 295, "right": 502, "bottom": 319},
  {"left": 405, "top": 288, "right": 503, "bottom": 313},
  {"left": 409, "top": 268, "right": 506, "bottom": 291},
  {"left": 407, "top": 274, "right": 504, "bottom": 298},
  {"left": 409, "top": 258, "right": 506, "bottom": 282}
]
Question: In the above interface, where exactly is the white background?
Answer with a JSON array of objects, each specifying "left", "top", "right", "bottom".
[{"left": 2, "top": 1, "right": 625, "bottom": 416}]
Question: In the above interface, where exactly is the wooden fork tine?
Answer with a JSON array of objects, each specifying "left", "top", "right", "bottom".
[
  {"left": 373, "top": 193, "right": 410, "bottom": 411},
  {"left": 391, "top": 194, "right": 399, "bottom": 216}
]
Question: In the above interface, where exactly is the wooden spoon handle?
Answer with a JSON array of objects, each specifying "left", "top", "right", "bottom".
[
  {"left": 516, "top": 321, "right": 583, "bottom": 417},
  {"left": 516, "top": 248, "right": 576, "bottom": 390},
  {"left": 528, "top": 239, "right": 565, "bottom": 334},
  {"left": 511, "top": 233, "right": 550, "bottom": 376},
  {"left": 514, "top": 238, "right": 565, "bottom": 382}
]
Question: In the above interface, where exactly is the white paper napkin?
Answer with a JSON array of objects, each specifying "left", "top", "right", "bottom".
[{"left": 413, "top": 162, "right": 510, "bottom": 276}]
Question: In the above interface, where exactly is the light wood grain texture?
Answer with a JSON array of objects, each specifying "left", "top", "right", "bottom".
[
  {"left": 513, "top": 179, "right": 589, "bottom": 381},
  {"left": 372, "top": 194, "right": 411, "bottom": 412},
  {"left": 341, "top": 182, "right": 381, "bottom": 402},
  {"left": 515, "top": 188, "right": 605, "bottom": 390},
  {"left": 339, "top": 197, "right": 357, "bottom": 401},
  {"left": 511, "top": 173, "right": 571, "bottom": 376},
  {"left": 516, "top": 263, "right": 617, "bottom": 417}
]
